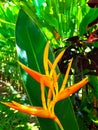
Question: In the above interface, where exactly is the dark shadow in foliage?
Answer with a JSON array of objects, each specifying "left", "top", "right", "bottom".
[{"left": 87, "top": 0, "right": 98, "bottom": 8}]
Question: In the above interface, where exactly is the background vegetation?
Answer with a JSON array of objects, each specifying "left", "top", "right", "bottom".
[{"left": 0, "top": 0, "right": 98, "bottom": 130}]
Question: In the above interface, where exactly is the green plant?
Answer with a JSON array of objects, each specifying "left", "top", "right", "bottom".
[{"left": 1, "top": 0, "right": 98, "bottom": 130}]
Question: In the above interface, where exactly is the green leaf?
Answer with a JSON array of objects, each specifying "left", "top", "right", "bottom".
[
  {"left": 79, "top": 8, "right": 98, "bottom": 35},
  {"left": 16, "top": 8, "right": 79, "bottom": 130},
  {"left": 89, "top": 76, "right": 98, "bottom": 98}
]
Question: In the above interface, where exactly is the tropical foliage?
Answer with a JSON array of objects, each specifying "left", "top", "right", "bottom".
[{"left": 1, "top": 0, "right": 98, "bottom": 130}]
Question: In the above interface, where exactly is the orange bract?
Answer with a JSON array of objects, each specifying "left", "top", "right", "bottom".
[
  {"left": 1, "top": 41, "right": 88, "bottom": 130},
  {"left": 1, "top": 101, "right": 55, "bottom": 118}
]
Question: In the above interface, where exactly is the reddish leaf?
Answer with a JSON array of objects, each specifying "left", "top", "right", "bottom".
[
  {"left": 87, "top": 0, "right": 98, "bottom": 8},
  {"left": 88, "top": 30, "right": 98, "bottom": 43}
]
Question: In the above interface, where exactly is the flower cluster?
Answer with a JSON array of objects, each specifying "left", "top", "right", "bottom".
[{"left": 1, "top": 41, "right": 88, "bottom": 130}]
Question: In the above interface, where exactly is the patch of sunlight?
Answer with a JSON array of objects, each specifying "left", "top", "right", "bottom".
[{"left": 27, "top": 123, "right": 39, "bottom": 130}]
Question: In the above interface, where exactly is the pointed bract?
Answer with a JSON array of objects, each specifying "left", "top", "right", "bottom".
[
  {"left": 1, "top": 101, "right": 56, "bottom": 118},
  {"left": 56, "top": 77, "right": 88, "bottom": 102},
  {"left": 18, "top": 61, "right": 52, "bottom": 87}
]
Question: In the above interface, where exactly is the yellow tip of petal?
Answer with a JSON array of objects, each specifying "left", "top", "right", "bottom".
[
  {"left": 43, "top": 41, "right": 50, "bottom": 75},
  {"left": 50, "top": 49, "right": 65, "bottom": 76}
]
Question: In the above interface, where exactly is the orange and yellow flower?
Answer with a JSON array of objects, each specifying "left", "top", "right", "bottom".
[{"left": 1, "top": 41, "right": 88, "bottom": 130}]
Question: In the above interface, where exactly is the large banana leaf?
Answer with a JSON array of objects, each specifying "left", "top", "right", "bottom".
[{"left": 15, "top": 8, "right": 79, "bottom": 130}]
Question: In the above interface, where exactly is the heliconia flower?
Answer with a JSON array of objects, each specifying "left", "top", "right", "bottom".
[{"left": 1, "top": 41, "right": 88, "bottom": 130}]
